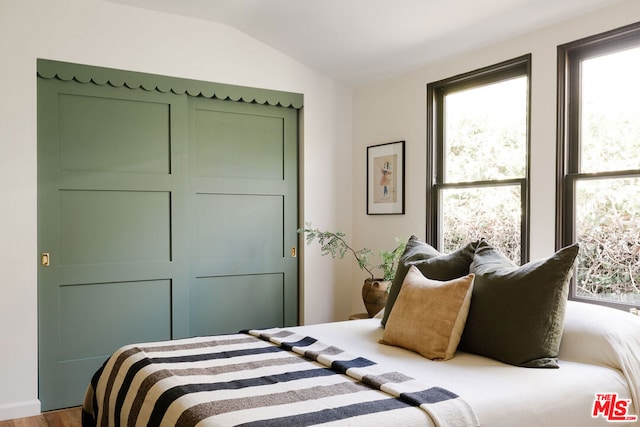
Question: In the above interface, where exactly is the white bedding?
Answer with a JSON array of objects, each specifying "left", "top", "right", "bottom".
[
  {"left": 289, "top": 301, "right": 640, "bottom": 427},
  {"left": 83, "top": 300, "right": 639, "bottom": 426}
]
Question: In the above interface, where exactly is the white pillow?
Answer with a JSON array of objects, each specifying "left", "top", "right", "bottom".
[{"left": 559, "top": 300, "right": 640, "bottom": 408}]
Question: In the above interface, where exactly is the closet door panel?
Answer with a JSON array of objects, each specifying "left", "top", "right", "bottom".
[
  {"left": 58, "top": 190, "right": 171, "bottom": 265},
  {"left": 188, "top": 98, "right": 298, "bottom": 336},
  {"left": 190, "top": 274, "right": 283, "bottom": 336},
  {"left": 194, "top": 193, "right": 283, "bottom": 261},
  {"left": 57, "top": 94, "right": 170, "bottom": 174},
  {"left": 59, "top": 279, "right": 171, "bottom": 361},
  {"left": 38, "top": 80, "right": 188, "bottom": 411},
  {"left": 194, "top": 109, "right": 284, "bottom": 180}
]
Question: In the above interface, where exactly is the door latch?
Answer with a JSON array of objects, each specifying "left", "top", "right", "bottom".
[{"left": 41, "top": 252, "right": 50, "bottom": 267}]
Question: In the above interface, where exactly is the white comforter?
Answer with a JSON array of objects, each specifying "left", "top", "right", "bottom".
[{"left": 289, "top": 301, "right": 640, "bottom": 427}]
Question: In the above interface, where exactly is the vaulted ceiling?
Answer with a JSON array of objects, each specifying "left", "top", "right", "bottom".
[{"left": 107, "top": 0, "right": 627, "bottom": 86}]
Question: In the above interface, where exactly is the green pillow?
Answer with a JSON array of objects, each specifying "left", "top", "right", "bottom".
[
  {"left": 459, "top": 239, "right": 579, "bottom": 368},
  {"left": 381, "top": 236, "right": 477, "bottom": 326}
]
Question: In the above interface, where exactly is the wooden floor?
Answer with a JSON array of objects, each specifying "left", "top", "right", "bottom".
[{"left": 0, "top": 407, "right": 81, "bottom": 427}]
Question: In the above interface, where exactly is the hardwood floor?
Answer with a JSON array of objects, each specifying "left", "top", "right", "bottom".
[{"left": 0, "top": 407, "right": 81, "bottom": 427}]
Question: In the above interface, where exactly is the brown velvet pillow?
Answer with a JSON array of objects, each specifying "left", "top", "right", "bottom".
[{"left": 381, "top": 266, "right": 475, "bottom": 360}]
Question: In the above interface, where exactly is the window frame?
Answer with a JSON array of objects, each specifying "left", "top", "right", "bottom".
[
  {"left": 557, "top": 22, "right": 640, "bottom": 310},
  {"left": 427, "top": 55, "right": 532, "bottom": 264}
]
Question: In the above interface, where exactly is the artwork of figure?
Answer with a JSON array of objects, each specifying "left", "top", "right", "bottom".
[
  {"left": 374, "top": 154, "right": 397, "bottom": 203},
  {"left": 380, "top": 162, "right": 392, "bottom": 196}
]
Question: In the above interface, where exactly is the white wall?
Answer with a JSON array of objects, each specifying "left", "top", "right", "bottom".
[
  {"left": 0, "top": 0, "right": 353, "bottom": 419},
  {"left": 350, "top": 0, "right": 640, "bottom": 314}
]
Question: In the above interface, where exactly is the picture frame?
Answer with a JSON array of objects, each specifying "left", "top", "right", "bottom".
[{"left": 367, "top": 140, "right": 405, "bottom": 215}]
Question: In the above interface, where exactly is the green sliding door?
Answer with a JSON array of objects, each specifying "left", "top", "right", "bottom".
[
  {"left": 37, "top": 60, "right": 300, "bottom": 410},
  {"left": 188, "top": 97, "right": 299, "bottom": 335}
]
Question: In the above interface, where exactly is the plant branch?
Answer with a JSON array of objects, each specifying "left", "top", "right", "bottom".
[{"left": 298, "top": 224, "right": 375, "bottom": 280}]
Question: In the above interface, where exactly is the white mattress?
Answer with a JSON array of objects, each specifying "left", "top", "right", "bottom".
[{"left": 289, "top": 301, "right": 640, "bottom": 427}]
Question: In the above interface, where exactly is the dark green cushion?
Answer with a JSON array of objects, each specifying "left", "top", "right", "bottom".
[
  {"left": 459, "top": 239, "right": 579, "bottom": 368},
  {"left": 381, "top": 236, "right": 477, "bottom": 326}
]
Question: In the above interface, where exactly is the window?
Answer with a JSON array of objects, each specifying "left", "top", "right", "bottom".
[
  {"left": 427, "top": 55, "right": 530, "bottom": 264},
  {"left": 558, "top": 23, "right": 640, "bottom": 309}
]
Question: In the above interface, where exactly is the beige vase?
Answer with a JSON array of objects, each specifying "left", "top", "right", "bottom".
[{"left": 362, "top": 278, "right": 391, "bottom": 317}]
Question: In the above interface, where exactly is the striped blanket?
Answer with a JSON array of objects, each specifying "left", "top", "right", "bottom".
[{"left": 82, "top": 328, "right": 478, "bottom": 427}]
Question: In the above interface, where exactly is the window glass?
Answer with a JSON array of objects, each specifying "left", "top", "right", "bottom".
[
  {"left": 429, "top": 58, "right": 529, "bottom": 264},
  {"left": 444, "top": 77, "right": 527, "bottom": 183},
  {"left": 559, "top": 24, "right": 640, "bottom": 309},
  {"left": 580, "top": 47, "right": 640, "bottom": 173},
  {"left": 441, "top": 185, "right": 522, "bottom": 263},
  {"left": 575, "top": 178, "right": 640, "bottom": 304}
]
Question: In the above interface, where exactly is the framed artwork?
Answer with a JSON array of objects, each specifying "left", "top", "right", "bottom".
[{"left": 367, "top": 140, "right": 405, "bottom": 215}]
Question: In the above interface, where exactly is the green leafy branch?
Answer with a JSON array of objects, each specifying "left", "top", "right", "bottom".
[
  {"left": 298, "top": 223, "right": 406, "bottom": 281},
  {"left": 378, "top": 237, "right": 407, "bottom": 281}
]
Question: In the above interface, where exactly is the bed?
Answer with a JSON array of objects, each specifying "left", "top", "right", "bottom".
[
  {"left": 292, "top": 301, "right": 640, "bottom": 426},
  {"left": 82, "top": 237, "right": 640, "bottom": 426}
]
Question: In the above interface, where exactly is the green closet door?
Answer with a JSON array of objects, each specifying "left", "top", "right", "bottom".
[
  {"left": 188, "top": 98, "right": 298, "bottom": 335},
  {"left": 38, "top": 61, "right": 300, "bottom": 411},
  {"left": 37, "top": 80, "right": 190, "bottom": 410}
]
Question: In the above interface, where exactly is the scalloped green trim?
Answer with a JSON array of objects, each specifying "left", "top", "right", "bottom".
[{"left": 37, "top": 59, "right": 303, "bottom": 109}]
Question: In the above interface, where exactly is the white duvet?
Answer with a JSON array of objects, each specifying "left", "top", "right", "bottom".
[{"left": 289, "top": 301, "right": 640, "bottom": 427}]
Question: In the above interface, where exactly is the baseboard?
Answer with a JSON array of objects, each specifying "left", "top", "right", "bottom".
[{"left": 0, "top": 399, "right": 41, "bottom": 421}]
